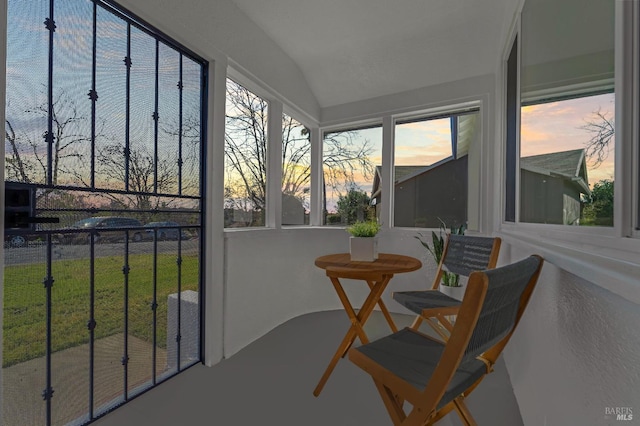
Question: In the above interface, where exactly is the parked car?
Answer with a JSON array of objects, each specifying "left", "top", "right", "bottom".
[
  {"left": 144, "top": 221, "right": 189, "bottom": 241},
  {"left": 60, "top": 216, "right": 144, "bottom": 244},
  {"left": 4, "top": 233, "right": 29, "bottom": 248},
  {"left": 4, "top": 226, "right": 46, "bottom": 248}
]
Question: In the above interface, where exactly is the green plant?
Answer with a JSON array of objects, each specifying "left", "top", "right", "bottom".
[
  {"left": 346, "top": 220, "right": 381, "bottom": 237},
  {"left": 415, "top": 218, "right": 465, "bottom": 287}
]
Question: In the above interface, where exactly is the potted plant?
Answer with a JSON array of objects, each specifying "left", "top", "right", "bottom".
[
  {"left": 347, "top": 220, "right": 381, "bottom": 261},
  {"left": 415, "top": 219, "right": 466, "bottom": 300}
]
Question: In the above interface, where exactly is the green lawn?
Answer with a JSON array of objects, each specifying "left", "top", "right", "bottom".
[{"left": 3, "top": 253, "right": 200, "bottom": 367}]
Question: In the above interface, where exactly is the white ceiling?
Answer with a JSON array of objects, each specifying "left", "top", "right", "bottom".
[{"left": 230, "top": 0, "right": 516, "bottom": 108}]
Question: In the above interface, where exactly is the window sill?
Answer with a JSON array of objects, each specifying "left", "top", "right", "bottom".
[{"left": 498, "top": 223, "right": 640, "bottom": 304}]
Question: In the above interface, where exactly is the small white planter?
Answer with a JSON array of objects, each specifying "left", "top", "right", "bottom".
[
  {"left": 349, "top": 236, "right": 378, "bottom": 262},
  {"left": 439, "top": 283, "right": 466, "bottom": 301}
]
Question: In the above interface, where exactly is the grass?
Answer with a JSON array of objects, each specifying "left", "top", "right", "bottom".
[{"left": 3, "top": 253, "right": 199, "bottom": 367}]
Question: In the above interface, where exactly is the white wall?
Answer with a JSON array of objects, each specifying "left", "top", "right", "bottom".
[
  {"left": 321, "top": 74, "right": 494, "bottom": 126},
  {"left": 501, "top": 241, "right": 640, "bottom": 426},
  {"left": 115, "top": 0, "right": 320, "bottom": 121},
  {"left": 222, "top": 227, "right": 440, "bottom": 357}
]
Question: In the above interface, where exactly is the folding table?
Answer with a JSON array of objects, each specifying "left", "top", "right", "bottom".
[{"left": 313, "top": 252, "right": 421, "bottom": 396}]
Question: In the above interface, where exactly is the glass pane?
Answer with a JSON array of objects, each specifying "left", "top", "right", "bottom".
[
  {"left": 96, "top": 8, "right": 128, "bottom": 192},
  {"left": 5, "top": 0, "right": 48, "bottom": 185},
  {"left": 393, "top": 113, "right": 477, "bottom": 228},
  {"left": 520, "top": 94, "right": 615, "bottom": 226},
  {"left": 127, "top": 27, "right": 156, "bottom": 197},
  {"left": 181, "top": 58, "right": 203, "bottom": 198},
  {"left": 322, "top": 127, "right": 381, "bottom": 225},
  {"left": 51, "top": 245, "right": 90, "bottom": 425},
  {"left": 224, "top": 79, "right": 268, "bottom": 227},
  {"left": 157, "top": 43, "right": 180, "bottom": 195},
  {"left": 520, "top": 0, "right": 615, "bottom": 226},
  {"left": 282, "top": 114, "right": 310, "bottom": 225},
  {"left": 179, "top": 234, "right": 200, "bottom": 370},
  {"left": 2, "top": 234, "right": 47, "bottom": 425},
  {"left": 51, "top": 0, "right": 93, "bottom": 187}
]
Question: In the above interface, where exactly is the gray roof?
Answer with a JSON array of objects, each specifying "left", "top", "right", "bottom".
[
  {"left": 520, "top": 149, "right": 585, "bottom": 177},
  {"left": 520, "top": 149, "right": 590, "bottom": 194},
  {"left": 375, "top": 165, "right": 430, "bottom": 183}
]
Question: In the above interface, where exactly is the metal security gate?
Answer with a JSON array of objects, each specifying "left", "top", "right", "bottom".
[{"left": 3, "top": 1, "right": 207, "bottom": 424}]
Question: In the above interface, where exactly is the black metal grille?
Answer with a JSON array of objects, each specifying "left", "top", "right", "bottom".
[{"left": 4, "top": 1, "right": 207, "bottom": 424}]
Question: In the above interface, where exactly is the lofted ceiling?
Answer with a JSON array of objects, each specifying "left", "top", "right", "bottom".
[{"left": 230, "top": 0, "right": 517, "bottom": 108}]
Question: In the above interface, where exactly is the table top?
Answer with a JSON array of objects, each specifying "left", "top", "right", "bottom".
[{"left": 315, "top": 253, "right": 422, "bottom": 279}]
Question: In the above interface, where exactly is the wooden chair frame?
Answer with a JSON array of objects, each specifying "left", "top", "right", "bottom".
[
  {"left": 409, "top": 235, "right": 502, "bottom": 338},
  {"left": 350, "top": 255, "right": 543, "bottom": 426}
]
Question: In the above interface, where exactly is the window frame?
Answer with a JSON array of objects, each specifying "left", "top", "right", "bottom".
[
  {"left": 498, "top": 0, "right": 640, "bottom": 304},
  {"left": 319, "top": 121, "right": 383, "bottom": 227},
  {"left": 391, "top": 106, "right": 481, "bottom": 230}
]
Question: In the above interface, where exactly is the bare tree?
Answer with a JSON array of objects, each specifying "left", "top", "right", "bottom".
[
  {"left": 281, "top": 115, "right": 311, "bottom": 198},
  {"left": 322, "top": 130, "right": 375, "bottom": 192},
  {"left": 224, "top": 79, "right": 375, "bottom": 215},
  {"left": 94, "top": 143, "right": 177, "bottom": 212},
  {"left": 160, "top": 106, "right": 202, "bottom": 195},
  {"left": 581, "top": 108, "right": 614, "bottom": 167},
  {"left": 5, "top": 119, "right": 31, "bottom": 183},
  {"left": 225, "top": 81, "right": 268, "bottom": 211},
  {"left": 5, "top": 89, "right": 95, "bottom": 186}
]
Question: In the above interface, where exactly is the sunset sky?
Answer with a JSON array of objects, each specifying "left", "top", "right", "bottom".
[
  {"left": 321, "top": 92, "right": 615, "bottom": 212},
  {"left": 521, "top": 92, "right": 615, "bottom": 186}
]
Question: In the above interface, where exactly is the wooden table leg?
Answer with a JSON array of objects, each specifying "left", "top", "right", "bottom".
[
  {"left": 367, "top": 279, "right": 398, "bottom": 333},
  {"left": 313, "top": 275, "right": 392, "bottom": 397}
]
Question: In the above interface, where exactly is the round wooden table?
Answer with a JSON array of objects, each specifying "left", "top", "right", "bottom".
[{"left": 313, "top": 252, "right": 422, "bottom": 396}]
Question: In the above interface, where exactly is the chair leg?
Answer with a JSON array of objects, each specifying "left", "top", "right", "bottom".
[
  {"left": 410, "top": 315, "right": 423, "bottom": 329},
  {"left": 453, "top": 398, "right": 477, "bottom": 426},
  {"left": 423, "top": 318, "right": 450, "bottom": 341},
  {"left": 373, "top": 379, "right": 407, "bottom": 425},
  {"left": 411, "top": 315, "right": 451, "bottom": 343}
]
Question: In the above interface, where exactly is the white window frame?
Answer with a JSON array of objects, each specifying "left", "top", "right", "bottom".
[
  {"left": 391, "top": 104, "right": 483, "bottom": 231},
  {"left": 319, "top": 120, "right": 384, "bottom": 227},
  {"left": 498, "top": 0, "right": 640, "bottom": 304}
]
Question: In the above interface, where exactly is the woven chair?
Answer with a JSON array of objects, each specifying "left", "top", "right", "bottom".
[
  {"left": 393, "top": 234, "right": 501, "bottom": 339},
  {"left": 349, "top": 255, "right": 543, "bottom": 426}
]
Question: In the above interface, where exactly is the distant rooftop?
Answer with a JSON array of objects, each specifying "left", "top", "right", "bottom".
[{"left": 520, "top": 149, "right": 585, "bottom": 178}]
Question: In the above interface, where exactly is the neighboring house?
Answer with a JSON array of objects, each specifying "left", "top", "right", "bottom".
[
  {"left": 520, "top": 149, "right": 591, "bottom": 225},
  {"left": 371, "top": 156, "right": 468, "bottom": 228},
  {"left": 372, "top": 148, "right": 590, "bottom": 228}
]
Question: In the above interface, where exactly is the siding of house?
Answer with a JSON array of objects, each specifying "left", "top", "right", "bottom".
[
  {"left": 520, "top": 169, "right": 564, "bottom": 224},
  {"left": 520, "top": 169, "right": 585, "bottom": 225},
  {"left": 394, "top": 156, "right": 468, "bottom": 228}
]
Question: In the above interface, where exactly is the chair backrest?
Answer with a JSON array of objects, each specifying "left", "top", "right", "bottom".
[
  {"left": 418, "top": 255, "right": 543, "bottom": 418},
  {"left": 431, "top": 234, "right": 501, "bottom": 289},
  {"left": 461, "top": 255, "right": 543, "bottom": 362}
]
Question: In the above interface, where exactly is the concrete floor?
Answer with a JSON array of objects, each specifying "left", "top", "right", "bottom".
[
  {"left": 94, "top": 310, "right": 524, "bottom": 426},
  {"left": 2, "top": 334, "right": 167, "bottom": 426}
]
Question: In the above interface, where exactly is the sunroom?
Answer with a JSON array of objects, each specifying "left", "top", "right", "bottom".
[{"left": 1, "top": 0, "right": 639, "bottom": 425}]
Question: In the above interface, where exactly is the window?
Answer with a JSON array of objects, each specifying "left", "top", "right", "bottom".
[
  {"left": 520, "top": 94, "right": 615, "bottom": 226},
  {"left": 281, "top": 114, "right": 310, "bottom": 225},
  {"left": 392, "top": 111, "right": 479, "bottom": 228},
  {"left": 322, "top": 126, "right": 382, "bottom": 225},
  {"left": 519, "top": 0, "right": 615, "bottom": 226},
  {"left": 224, "top": 78, "right": 268, "bottom": 228}
]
